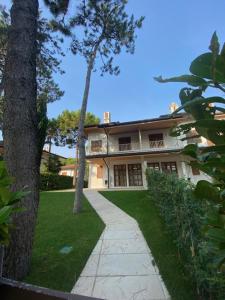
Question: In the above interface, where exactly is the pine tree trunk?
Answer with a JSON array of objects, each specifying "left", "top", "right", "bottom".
[
  {"left": 0, "top": 246, "right": 4, "bottom": 277},
  {"left": 74, "top": 46, "right": 98, "bottom": 213},
  {"left": 2, "top": 0, "right": 39, "bottom": 280}
]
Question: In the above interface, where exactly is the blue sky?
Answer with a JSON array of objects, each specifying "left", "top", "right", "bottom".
[{"left": 2, "top": 0, "right": 225, "bottom": 157}]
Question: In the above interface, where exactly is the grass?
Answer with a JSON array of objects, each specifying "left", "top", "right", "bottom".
[
  {"left": 101, "top": 190, "right": 198, "bottom": 300},
  {"left": 25, "top": 192, "right": 104, "bottom": 292}
]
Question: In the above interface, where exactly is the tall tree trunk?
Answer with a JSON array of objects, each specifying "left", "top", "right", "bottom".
[
  {"left": 73, "top": 146, "right": 79, "bottom": 186},
  {"left": 2, "top": 0, "right": 39, "bottom": 279},
  {"left": 0, "top": 246, "right": 4, "bottom": 277},
  {"left": 74, "top": 46, "right": 98, "bottom": 213}
]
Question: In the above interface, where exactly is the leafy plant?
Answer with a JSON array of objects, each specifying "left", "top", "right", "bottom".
[
  {"left": 155, "top": 32, "right": 225, "bottom": 271},
  {"left": 146, "top": 169, "right": 225, "bottom": 299},
  {"left": 40, "top": 173, "right": 73, "bottom": 191},
  {"left": 0, "top": 161, "right": 27, "bottom": 246}
]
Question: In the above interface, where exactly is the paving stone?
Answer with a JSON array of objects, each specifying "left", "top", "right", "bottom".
[
  {"left": 97, "top": 253, "right": 158, "bottom": 276},
  {"left": 71, "top": 277, "right": 95, "bottom": 297},
  {"left": 101, "top": 238, "right": 150, "bottom": 254},
  {"left": 103, "top": 229, "right": 142, "bottom": 240},
  {"left": 72, "top": 190, "right": 170, "bottom": 300},
  {"left": 92, "top": 275, "right": 166, "bottom": 300},
  {"left": 80, "top": 254, "right": 99, "bottom": 277}
]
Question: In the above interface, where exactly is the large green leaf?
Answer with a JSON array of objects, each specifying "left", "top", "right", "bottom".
[
  {"left": 178, "top": 89, "right": 216, "bottom": 120},
  {"left": 9, "top": 190, "right": 30, "bottom": 205},
  {"left": 190, "top": 53, "right": 225, "bottom": 83},
  {"left": 206, "top": 228, "right": 225, "bottom": 243},
  {"left": 154, "top": 74, "right": 207, "bottom": 87},
  {"left": 173, "top": 96, "right": 225, "bottom": 115},
  {"left": 0, "top": 224, "right": 9, "bottom": 246},
  {"left": 193, "top": 119, "right": 225, "bottom": 144},
  {"left": 213, "top": 249, "right": 225, "bottom": 268},
  {"left": 0, "top": 205, "right": 12, "bottom": 224},
  {"left": 194, "top": 180, "right": 220, "bottom": 202},
  {"left": 170, "top": 123, "right": 194, "bottom": 137},
  {"left": 182, "top": 144, "right": 198, "bottom": 159},
  {"left": 209, "top": 32, "right": 220, "bottom": 56},
  {"left": 201, "top": 145, "right": 225, "bottom": 154}
]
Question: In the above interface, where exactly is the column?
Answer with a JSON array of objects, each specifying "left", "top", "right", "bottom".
[
  {"left": 139, "top": 129, "right": 142, "bottom": 151},
  {"left": 141, "top": 157, "right": 147, "bottom": 188}
]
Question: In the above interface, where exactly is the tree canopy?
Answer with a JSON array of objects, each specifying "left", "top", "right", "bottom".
[{"left": 47, "top": 109, "right": 100, "bottom": 148}]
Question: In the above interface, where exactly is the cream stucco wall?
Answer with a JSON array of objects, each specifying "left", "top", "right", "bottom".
[{"left": 88, "top": 154, "right": 210, "bottom": 189}]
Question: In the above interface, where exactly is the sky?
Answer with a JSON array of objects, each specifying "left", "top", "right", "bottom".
[{"left": 2, "top": 0, "right": 225, "bottom": 157}]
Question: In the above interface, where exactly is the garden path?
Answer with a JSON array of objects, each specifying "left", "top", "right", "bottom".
[{"left": 71, "top": 190, "right": 170, "bottom": 300}]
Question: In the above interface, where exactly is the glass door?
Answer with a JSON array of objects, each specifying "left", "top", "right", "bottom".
[
  {"left": 128, "top": 164, "right": 143, "bottom": 186},
  {"left": 114, "top": 164, "right": 127, "bottom": 186}
]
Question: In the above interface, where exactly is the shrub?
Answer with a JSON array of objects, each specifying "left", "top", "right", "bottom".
[
  {"left": 146, "top": 169, "right": 225, "bottom": 300},
  {"left": 40, "top": 173, "right": 73, "bottom": 191}
]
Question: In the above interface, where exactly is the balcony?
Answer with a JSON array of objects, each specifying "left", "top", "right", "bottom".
[{"left": 86, "top": 139, "right": 183, "bottom": 156}]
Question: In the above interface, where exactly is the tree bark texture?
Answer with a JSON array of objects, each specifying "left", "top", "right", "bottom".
[
  {"left": 0, "top": 246, "right": 4, "bottom": 277},
  {"left": 2, "top": 0, "right": 39, "bottom": 280},
  {"left": 74, "top": 46, "right": 98, "bottom": 213}
]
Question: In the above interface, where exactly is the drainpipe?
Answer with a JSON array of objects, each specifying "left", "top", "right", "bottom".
[
  {"left": 103, "top": 127, "right": 110, "bottom": 188},
  {"left": 103, "top": 158, "right": 110, "bottom": 188},
  {"left": 103, "top": 127, "right": 109, "bottom": 155}
]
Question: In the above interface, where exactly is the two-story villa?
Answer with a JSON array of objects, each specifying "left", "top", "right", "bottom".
[{"left": 85, "top": 110, "right": 216, "bottom": 189}]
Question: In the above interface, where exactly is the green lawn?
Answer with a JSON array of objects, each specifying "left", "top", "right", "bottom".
[
  {"left": 101, "top": 190, "right": 198, "bottom": 300},
  {"left": 25, "top": 192, "right": 104, "bottom": 292}
]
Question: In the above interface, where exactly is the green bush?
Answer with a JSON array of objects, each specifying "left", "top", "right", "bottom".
[
  {"left": 40, "top": 173, "right": 73, "bottom": 191},
  {"left": 146, "top": 169, "right": 225, "bottom": 300}
]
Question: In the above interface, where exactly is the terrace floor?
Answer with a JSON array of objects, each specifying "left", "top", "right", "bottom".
[{"left": 71, "top": 190, "right": 170, "bottom": 300}]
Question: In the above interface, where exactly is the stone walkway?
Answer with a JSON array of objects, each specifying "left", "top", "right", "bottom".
[{"left": 71, "top": 190, "right": 170, "bottom": 300}]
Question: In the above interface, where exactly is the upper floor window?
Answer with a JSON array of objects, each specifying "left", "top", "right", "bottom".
[
  {"left": 118, "top": 137, "right": 131, "bottom": 151},
  {"left": 91, "top": 140, "right": 102, "bottom": 152},
  {"left": 149, "top": 133, "right": 164, "bottom": 148}
]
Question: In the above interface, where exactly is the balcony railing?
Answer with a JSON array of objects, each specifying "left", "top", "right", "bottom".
[
  {"left": 85, "top": 139, "right": 185, "bottom": 156},
  {"left": 119, "top": 143, "right": 131, "bottom": 151},
  {"left": 149, "top": 140, "right": 164, "bottom": 148}
]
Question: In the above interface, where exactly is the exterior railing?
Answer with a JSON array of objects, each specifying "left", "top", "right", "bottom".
[
  {"left": 85, "top": 139, "right": 183, "bottom": 156},
  {"left": 118, "top": 143, "right": 131, "bottom": 151},
  {"left": 149, "top": 140, "right": 164, "bottom": 148}
]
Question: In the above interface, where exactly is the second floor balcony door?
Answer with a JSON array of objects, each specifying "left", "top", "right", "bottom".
[
  {"left": 149, "top": 133, "right": 164, "bottom": 148},
  {"left": 118, "top": 137, "right": 131, "bottom": 151}
]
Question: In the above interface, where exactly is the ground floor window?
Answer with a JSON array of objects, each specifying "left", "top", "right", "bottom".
[
  {"left": 147, "top": 162, "right": 160, "bottom": 171},
  {"left": 147, "top": 161, "right": 177, "bottom": 174},
  {"left": 161, "top": 161, "right": 177, "bottom": 173},
  {"left": 128, "top": 164, "right": 143, "bottom": 186},
  {"left": 113, "top": 163, "right": 143, "bottom": 187},
  {"left": 114, "top": 164, "right": 127, "bottom": 187}
]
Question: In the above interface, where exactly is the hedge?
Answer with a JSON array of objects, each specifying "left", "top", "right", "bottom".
[
  {"left": 40, "top": 173, "right": 73, "bottom": 191},
  {"left": 146, "top": 169, "right": 225, "bottom": 300}
]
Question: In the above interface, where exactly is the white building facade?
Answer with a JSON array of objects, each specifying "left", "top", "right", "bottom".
[{"left": 85, "top": 113, "right": 212, "bottom": 189}]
